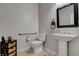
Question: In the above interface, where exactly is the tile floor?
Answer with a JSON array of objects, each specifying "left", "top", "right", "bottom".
[{"left": 17, "top": 48, "right": 49, "bottom": 56}]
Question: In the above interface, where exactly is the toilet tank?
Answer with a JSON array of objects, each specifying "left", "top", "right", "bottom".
[{"left": 37, "top": 34, "right": 46, "bottom": 42}]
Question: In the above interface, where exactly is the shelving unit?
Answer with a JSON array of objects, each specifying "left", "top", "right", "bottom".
[{"left": 0, "top": 40, "right": 17, "bottom": 56}]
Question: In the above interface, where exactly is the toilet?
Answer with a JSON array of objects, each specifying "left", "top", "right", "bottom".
[{"left": 31, "top": 34, "right": 46, "bottom": 53}]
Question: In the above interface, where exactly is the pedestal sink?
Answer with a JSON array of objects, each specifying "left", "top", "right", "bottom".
[
  {"left": 49, "top": 33, "right": 78, "bottom": 56},
  {"left": 52, "top": 33, "right": 78, "bottom": 41}
]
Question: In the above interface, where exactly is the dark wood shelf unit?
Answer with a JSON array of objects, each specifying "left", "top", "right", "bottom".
[{"left": 0, "top": 40, "right": 17, "bottom": 56}]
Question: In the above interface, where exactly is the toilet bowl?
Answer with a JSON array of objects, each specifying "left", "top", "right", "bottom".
[
  {"left": 31, "top": 41, "right": 44, "bottom": 53},
  {"left": 31, "top": 34, "right": 46, "bottom": 53}
]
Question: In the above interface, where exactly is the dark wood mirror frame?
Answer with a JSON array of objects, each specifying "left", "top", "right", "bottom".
[{"left": 57, "top": 3, "right": 78, "bottom": 28}]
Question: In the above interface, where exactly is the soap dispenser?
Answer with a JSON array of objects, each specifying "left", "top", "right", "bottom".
[
  {"left": 1, "top": 36, "right": 6, "bottom": 49},
  {"left": 8, "top": 36, "right": 12, "bottom": 43},
  {"left": 1, "top": 36, "right": 6, "bottom": 43}
]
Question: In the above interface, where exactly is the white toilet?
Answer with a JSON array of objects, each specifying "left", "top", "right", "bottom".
[{"left": 31, "top": 34, "right": 46, "bottom": 53}]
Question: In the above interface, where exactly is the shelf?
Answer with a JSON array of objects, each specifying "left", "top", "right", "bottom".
[
  {"left": 9, "top": 50, "right": 16, "bottom": 55},
  {"left": 8, "top": 45, "right": 16, "bottom": 49},
  {"left": 0, "top": 40, "right": 17, "bottom": 56}
]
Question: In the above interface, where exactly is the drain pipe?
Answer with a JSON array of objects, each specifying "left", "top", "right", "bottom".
[{"left": 43, "top": 34, "right": 47, "bottom": 48}]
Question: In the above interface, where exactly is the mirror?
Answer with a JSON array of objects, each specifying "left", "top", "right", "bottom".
[{"left": 57, "top": 3, "right": 78, "bottom": 28}]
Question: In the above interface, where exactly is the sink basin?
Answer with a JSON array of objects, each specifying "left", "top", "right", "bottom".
[
  {"left": 48, "top": 33, "right": 78, "bottom": 41},
  {"left": 52, "top": 33, "right": 78, "bottom": 37}
]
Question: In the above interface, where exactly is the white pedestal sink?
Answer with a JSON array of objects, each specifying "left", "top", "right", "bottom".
[{"left": 50, "top": 33, "right": 78, "bottom": 56}]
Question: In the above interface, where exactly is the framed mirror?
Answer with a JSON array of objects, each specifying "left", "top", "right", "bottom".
[{"left": 57, "top": 3, "right": 78, "bottom": 28}]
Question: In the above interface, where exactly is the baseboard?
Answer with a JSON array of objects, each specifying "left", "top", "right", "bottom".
[
  {"left": 17, "top": 46, "right": 30, "bottom": 52},
  {"left": 44, "top": 47, "right": 58, "bottom": 56}
]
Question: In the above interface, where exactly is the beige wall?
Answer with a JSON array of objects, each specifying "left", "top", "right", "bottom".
[
  {"left": 39, "top": 3, "right": 59, "bottom": 53},
  {"left": 39, "top": 3, "right": 79, "bottom": 56},
  {"left": 0, "top": 3, "right": 39, "bottom": 50}
]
